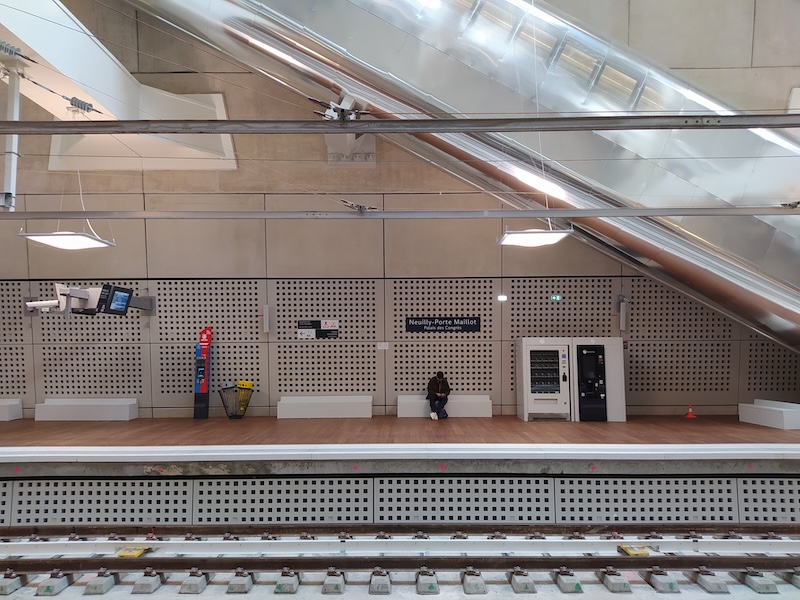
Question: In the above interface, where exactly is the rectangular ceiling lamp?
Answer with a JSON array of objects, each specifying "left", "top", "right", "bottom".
[
  {"left": 498, "top": 228, "right": 573, "bottom": 247},
  {"left": 19, "top": 230, "right": 116, "bottom": 250}
]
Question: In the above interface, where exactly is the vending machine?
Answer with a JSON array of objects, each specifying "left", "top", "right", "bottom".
[
  {"left": 570, "top": 337, "right": 626, "bottom": 422},
  {"left": 517, "top": 337, "right": 626, "bottom": 422},
  {"left": 516, "top": 337, "right": 572, "bottom": 421}
]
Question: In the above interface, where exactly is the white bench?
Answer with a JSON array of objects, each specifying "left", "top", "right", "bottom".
[
  {"left": 0, "top": 399, "right": 23, "bottom": 421},
  {"left": 35, "top": 398, "right": 139, "bottom": 421},
  {"left": 397, "top": 394, "right": 492, "bottom": 418},
  {"left": 277, "top": 396, "right": 373, "bottom": 419},
  {"left": 739, "top": 399, "right": 800, "bottom": 430}
]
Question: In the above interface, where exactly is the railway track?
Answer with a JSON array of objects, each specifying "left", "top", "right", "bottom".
[{"left": 1, "top": 527, "right": 800, "bottom": 596}]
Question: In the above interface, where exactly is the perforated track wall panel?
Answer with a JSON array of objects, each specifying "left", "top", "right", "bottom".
[
  {"left": 390, "top": 342, "right": 497, "bottom": 401},
  {"left": 625, "top": 278, "right": 736, "bottom": 340},
  {"left": 374, "top": 477, "right": 554, "bottom": 524},
  {"left": 0, "top": 481, "right": 9, "bottom": 527},
  {"left": 508, "top": 278, "right": 615, "bottom": 339},
  {"left": 0, "top": 281, "right": 29, "bottom": 345},
  {"left": 10, "top": 480, "right": 192, "bottom": 525},
  {"left": 37, "top": 345, "right": 147, "bottom": 397},
  {"left": 274, "top": 343, "right": 378, "bottom": 394},
  {"left": 744, "top": 340, "right": 800, "bottom": 393},
  {"left": 274, "top": 280, "right": 379, "bottom": 341},
  {"left": 738, "top": 478, "right": 800, "bottom": 523},
  {"left": 626, "top": 341, "right": 734, "bottom": 394},
  {"left": 1, "top": 476, "right": 800, "bottom": 526},
  {"left": 151, "top": 280, "right": 266, "bottom": 413},
  {"left": 194, "top": 478, "right": 372, "bottom": 524},
  {"left": 555, "top": 477, "right": 739, "bottom": 524},
  {"left": 154, "top": 280, "right": 265, "bottom": 343},
  {"left": 0, "top": 345, "right": 33, "bottom": 409}
]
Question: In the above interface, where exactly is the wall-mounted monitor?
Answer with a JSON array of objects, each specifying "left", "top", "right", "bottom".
[{"left": 96, "top": 284, "right": 134, "bottom": 316}]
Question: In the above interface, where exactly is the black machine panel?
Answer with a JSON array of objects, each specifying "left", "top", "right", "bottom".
[{"left": 576, "top": 344, "right": 607, "bottom": 422}]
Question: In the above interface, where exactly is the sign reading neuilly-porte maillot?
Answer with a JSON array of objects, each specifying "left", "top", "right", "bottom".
[{"left": 406, "top": 317, "right": 481, "bottom": 333}]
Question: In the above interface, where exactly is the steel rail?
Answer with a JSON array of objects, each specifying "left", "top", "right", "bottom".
[
  {"left": 0, "top": 114, "right": 799, "bottom": 136},
  {"left": 2, "top": 554, "right": 800, "bottom": 573}
]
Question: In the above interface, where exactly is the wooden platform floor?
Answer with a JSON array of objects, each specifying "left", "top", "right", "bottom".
[{"left": 1, "top": 415, "right": 799, "bottom": 447}]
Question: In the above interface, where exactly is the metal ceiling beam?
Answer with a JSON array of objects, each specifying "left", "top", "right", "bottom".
[
  {"left": 3, "top": 206, "right": 796, "bottom": 220},
  {"left": 0, "top": 114, "right": 799, "bottom": 135}
]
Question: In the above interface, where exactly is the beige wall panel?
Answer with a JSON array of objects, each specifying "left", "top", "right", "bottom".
[
  {"left": 630, "top": 0, "right": 754, "bottom": 69},
  {"left": 265, "top": 194, "right": 384, "bottom": 278},
  {"left": 547, "top": 0, "right": 630, "bottom": 45},
  {"left": 753, "top": 0, "right": 800, "bottom": 67},
  {"left": 500, "top": 341, "right": 518, "bottom": 416},
  {"left": 145, "top": 194, "right": 267, "bottom": 278},
  {"left": 676, "top": 66, "right": 800, "bottom": 111},
  {"left": 23, "top": 194, "right": 147, "bottom": 279},
  {"left": 0, "top": 195, "right": 28, "bottom": 279},
  {"left": 384, "top": 194, "right": 504, "bottom": 278},
  {"left": 500, "top": 218, "right": 623, "bottom": 277},
  {"left": 135, "top": 12, "right": 244, "bottom": 74},
  {"left": 64, "top": 0, "right": 139, "bottom": 72}
]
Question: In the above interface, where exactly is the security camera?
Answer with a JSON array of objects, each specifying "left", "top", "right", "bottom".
[{"left": 25, "top": 299, "right": 59, "bottom": 310}]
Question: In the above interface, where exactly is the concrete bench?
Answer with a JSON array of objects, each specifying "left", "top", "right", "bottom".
[
  {"left": 0, "top": 398, "right": 23, "bottom": 421},
  {"left": 739, "top": 399, "right": 800, "bottom": 430},
  {"left": 397, "top": 394, "right": 492, "bottom": 418},
  {"left": 35, "top": 398, "right": 139, "bottom": 421},
  {"left": 277, "top": 395, "right": 373, "bottom": 419}
]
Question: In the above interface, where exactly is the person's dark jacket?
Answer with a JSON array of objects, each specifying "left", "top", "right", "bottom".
[{"left": 427, "top": 375, "right": 451, "bottom": 400}]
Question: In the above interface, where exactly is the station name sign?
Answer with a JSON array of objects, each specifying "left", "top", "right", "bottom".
[{"left": 406, "top": 317, "right": 481, "bottom": 333}]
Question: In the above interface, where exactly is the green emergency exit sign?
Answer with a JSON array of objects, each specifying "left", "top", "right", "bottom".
[{"left": 550, "top": 294, "right": 562, "bottom": 301}]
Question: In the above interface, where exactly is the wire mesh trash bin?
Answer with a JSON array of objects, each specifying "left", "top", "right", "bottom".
[{"left": 219, "top": 380, "right": 254, "bottom": 419}]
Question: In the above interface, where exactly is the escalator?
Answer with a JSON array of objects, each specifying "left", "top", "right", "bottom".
[{"left": 120, "top": 0, "right": 800, "bottom": 349}]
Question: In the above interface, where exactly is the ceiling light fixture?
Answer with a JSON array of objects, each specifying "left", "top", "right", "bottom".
[
  {"left": 18, "top": 230, "right": 115, "bottom": 250},
  {"left": 18, "top": 161, "right": 115, "bottom": 250},
  {"left": 498, "top": 228, "right": 574, "bottom": 247}
]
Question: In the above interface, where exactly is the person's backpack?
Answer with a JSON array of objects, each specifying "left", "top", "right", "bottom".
[{"left": 438, "top": 408, "right": 448, "bottom": 419}]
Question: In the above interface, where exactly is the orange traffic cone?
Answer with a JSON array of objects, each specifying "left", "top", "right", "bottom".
[{"left": 685, "top": 405, "right": 698, "bottom": 419}]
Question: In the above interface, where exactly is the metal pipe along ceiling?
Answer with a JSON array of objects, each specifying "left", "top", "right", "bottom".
[{"left": 120, "top": 0, "right": 800, "bottom": 349}]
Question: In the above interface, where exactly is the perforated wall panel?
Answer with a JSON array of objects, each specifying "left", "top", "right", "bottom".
[
  {"left": 274, "top": 280, "right": 378, "bottom": 341},
  {"left": 0, "top": 281, "right": 28, "bottom": 345},
  {"left": 154, "top": 343, "right": 265, "bottom": 402},
  {"left": 626, "top": 341, "right": 733, "bottom": 393},
  {"left": 37, "top": 345, "right": 146, "bottom": 397},
  {"left": 194, "top": 478, "right": 372, "bottom": 524},
  {"left": 625, "top": 278, "right": 735, "bottom": 340},
  {"left": 556, "top": 477, "right": 738, "bottom": 523},
  {"left": 0, "top": 346, "right": 31, "bottom": 399},
  {"left": 276, "top": 343, "right": 377, "bottom": 394},
  {"left": 391, "top": 342, "right": 496, "bottom": 395},
  {"left": 33, "top": 281, "right": 146, "bottom": 345},
  {"left": 10, "top": 480, "right": 192, "bottom": 525},
  {"left": 0, "top": 481, "right": 9, "bottom": 527},
  {"left": 390, "top": 279, "right": 496, "bottom": 340},
  {"left": 744, "top": 340, "right": 800, "bottom": 393},
  {"left": 738, "top": 478, "right": 800, "bottom": 523},
  {"left": 508, "top": 278, "right": 614, "bottom": 338},
  {"left": 2, "top": 476, "right": 799, "bottom": 526},
  {"left": 153, "top": 280, "right": 264, "bottom": 343},
  {"left": 374, "top": 477, "right": 554, "bottom": 523}
]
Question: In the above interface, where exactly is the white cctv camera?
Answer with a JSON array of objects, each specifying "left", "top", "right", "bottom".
[{"left": 25, "top": 299, "right": 59, "bottom": 312}]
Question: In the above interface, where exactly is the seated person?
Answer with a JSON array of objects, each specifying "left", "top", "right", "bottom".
[{"left": 426, "top": 371, "right": 450, "bottom": 420}]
